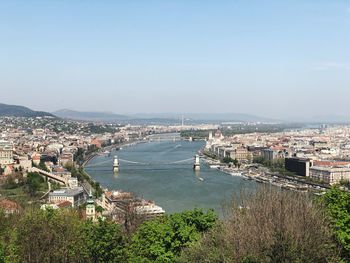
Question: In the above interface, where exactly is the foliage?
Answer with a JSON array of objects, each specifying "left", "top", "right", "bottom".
[
  {"left": 38, "top": 161, "right": 49, "bottom": 172},
  {"left": 130, "top": 209, "right": 217, "bottom": 262},
  {"left": 0, "top": 244, "right": 4, "bottom": 263},
  {"left": 253, "top": 157, "right": 296, "bottom": 176},
  {"left": 0, "top": 188, "right": 348, "bottom": 262},
  {"left": 2, "top": 173, "right": 26, "bottom": 190},
  {"left": 11, "top": 209, "right": 89, "bottom": 262},
  {"left": 0, "top": 209, "right": 129, "bottom": 263},
  {"left": 0, "top": 206, "right": 218, "bottom": 263},
  {"left": 222, "top": 157, "right": 240, "bottom": 168},
  {"left": 222, "top": 156, "right": 234, "bottom": 164},
  {"left": 25, "top": 172, "right": 45, "bottom": 196},
  {"left": 83, "top": 218, "right": 128, "bottom": 262},
  {"left": 323, "top": 187, "right": 350, "bottom": 260},
  {"left": 74, "top": 148, "right": 85, "bottom": 165},
  {"left": 65, "top": 165, "right": 103, "bottom": 197},
  {"left": 179, "top": 187, "right": 342, "bottom": 263}
]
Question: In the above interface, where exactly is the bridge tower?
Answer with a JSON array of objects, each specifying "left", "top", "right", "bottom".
[
  {"left": 113, "top": 156, "right": 119, "bottom": 173},
  {"left": 193, "top": 154, "right": 200, "bottom": 171}
]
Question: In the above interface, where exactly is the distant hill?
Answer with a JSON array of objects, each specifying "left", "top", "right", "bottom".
[
  {"left": 53, "top": 109, "right": 130, "bottom": 121},
  {"left": 310, "top": 115, "right": 350, "bottom": 124},
  {"left": 53, "top": 109, "right": 279, "bottom": 123},
  {"left": 0, "top": 103, "right": 55, "bottom": 118},
  {"left": 131, "top": 113, "right": 278, "bottom": 123}
]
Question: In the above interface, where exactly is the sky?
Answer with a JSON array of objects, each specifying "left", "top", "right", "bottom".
[{"left": 0, "top": 0, "right": 349, "bottom": 120}]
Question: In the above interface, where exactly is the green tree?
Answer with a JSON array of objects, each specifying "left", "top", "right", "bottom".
[
  {"left": 130, "top": 209, "right": 217, "bottom": 262},
  {"left": 323, "top": 186, "right": 350, "bottom": 259},
  {"left": 223, "top": 157, "right": 234, "bottom": 164},
  {"left": 25, "top": 172, "right": 44, "bottom": 196},
  {"left": 13, "top": 209, "right": 89, "bottom": 263},
  {"left": 38, "top": 161, "right": 49, "bottom": 172},
  {"left": 0, "top": 243, "right": 5, "bottom": 263},
  {"left": 83, "top": 218, "right": 128, "bottom": 262}
]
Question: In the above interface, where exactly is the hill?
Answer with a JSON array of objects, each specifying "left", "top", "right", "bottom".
[
  {"left": 0, "top": 103, "right": 55, "bottom": 118},
  {"left": 131, "top": 112, "right": 279, "bottom": 123},
  {"left": 53, "top": 109, "right": 130, "bottom": 121}
]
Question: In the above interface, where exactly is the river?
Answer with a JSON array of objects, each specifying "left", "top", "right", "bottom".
[{"left": 85, "top": 139, "right": 257, "bottom": 214}]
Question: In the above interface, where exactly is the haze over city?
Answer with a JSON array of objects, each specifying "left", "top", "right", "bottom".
[{"left": 0, "top": 1, "right": 349, "bottom": 120}]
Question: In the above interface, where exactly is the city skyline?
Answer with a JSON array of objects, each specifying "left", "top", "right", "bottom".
[{"left": 1, "top": 1, "right": 350, "bottom": 119}]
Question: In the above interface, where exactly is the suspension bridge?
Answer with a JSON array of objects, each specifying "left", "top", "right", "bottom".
[{"left": 84, "top": 157, "right": 196, "bottom": 168}]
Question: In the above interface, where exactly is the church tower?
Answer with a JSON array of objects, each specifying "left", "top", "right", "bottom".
[{"left": 86, "top": 190, "right": 96, "bottom": 222}]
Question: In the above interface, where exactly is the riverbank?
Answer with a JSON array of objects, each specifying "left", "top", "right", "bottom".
[
  {"left": 200, "top": 152, "right": 329, "bottom": 193},
  {"left": 199, "top": 146, "right": 331, "bottom": 193}
]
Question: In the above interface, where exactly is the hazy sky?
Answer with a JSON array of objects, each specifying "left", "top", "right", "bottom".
[{"left": 0, "top": 0, "right": 349, "bottom": 119}]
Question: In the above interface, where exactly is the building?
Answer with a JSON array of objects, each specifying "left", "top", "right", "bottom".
[
  {"left": 68, "top": 177, "right": 79, "bottom": 188},
  {"left": 59, "top": 152, "right": 74, "bottom": 166},
  {"left": 101, "top": 191, "right": 165, "bottom": 221},
  {"left": 41, "top": 200, "right": 72, "bottom": 210},
  {"left": 262, "top": 147, "right": 290, "bottom": 161},
  {"left": 90, "top": 139, "right": 102, "bottom": 149},
  {"left": 48, "top": 187, "right": 85, "bottom": 207},
  {"left": 86, "top": 191, "right": 96, "bottom": 222},
  {"left": 285, "top": 158, "right": 311, "bottom": 177},
  {"left": 0, "top": 140, "right": 13, "bottom": 165},
  {"left": 310, "top": 166, "right": 350, "bottom": 185},
  {"left": 17, "top": 156, "right": 32, "bottom": 171},
  {"left": 31, "top": 152, "right": 41, "bottom": 165},
  {"left": 226, "top": 147, "right": 252, "bottom": 162}
]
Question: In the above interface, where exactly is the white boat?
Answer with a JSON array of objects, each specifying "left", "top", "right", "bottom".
[{"left": 231, "top": 172, "right": 242, "bottom": 177}]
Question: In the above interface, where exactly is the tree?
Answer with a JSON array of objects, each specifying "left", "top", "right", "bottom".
[
  {"left": 0, "top": 243, "right": 4, "bottom": 263},
  {"left": 38, "top": 161, "right": 49, "bottom": 172},
  {"left": 13, "top": 209, "right": 89, "bottom": 263},
  {"left": 323, "top": 186, "right": 350, "bottom": 260},
  {"left": 180, "top": 187, "right": 342, "bottom": 263},
  {"left": 83, "top": 218, "right": 128, "bottom": 262},
  {"left": 25, "top": 172, "right": 44, "bottom": 196},
  {"left": 223, "top": 157, "right": 234, "bottom": 164},
  {"left": 130, "top": 209, "right": 217, "bottom": 262}
]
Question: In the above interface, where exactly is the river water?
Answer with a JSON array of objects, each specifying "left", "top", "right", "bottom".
[{"left": 85, "top": 139, "right": 257, "bottom": 214}]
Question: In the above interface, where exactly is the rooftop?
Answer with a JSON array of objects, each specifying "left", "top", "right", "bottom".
[{"left": 49, "top": 187, "right": 84, "bottom": 197}]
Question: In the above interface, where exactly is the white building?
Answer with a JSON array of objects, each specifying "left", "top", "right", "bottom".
[
  {"left": 48, "top": 187, "right": 85, "bottom": 207},
  {"left": 310, "top": 166, "right": 350, "bottom": 185},
  {"left": 0, "top": 140, "right": 13, "bottom": 165}
]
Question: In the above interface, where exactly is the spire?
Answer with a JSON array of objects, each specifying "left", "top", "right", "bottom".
[{"left": 87, "top": 188, "right": 94, "bottom": 205}]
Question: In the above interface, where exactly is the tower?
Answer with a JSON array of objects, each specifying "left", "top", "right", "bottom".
[
  {"left": 113, "top": 156, "right": 119, "bottom": 173},
  {"left": 193, "top": 154, "right": 200, "bottom": 171},
  {"left": 86, "top": 190, "right": 96, "bottom": 222}
]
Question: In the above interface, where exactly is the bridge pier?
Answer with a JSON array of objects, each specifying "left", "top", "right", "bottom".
[
  {"left": 113, "top": 156, "right": 119, "bottom": 173},
  {"left": 193, "top": 154, "right": 200, "bottom": 171}
]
